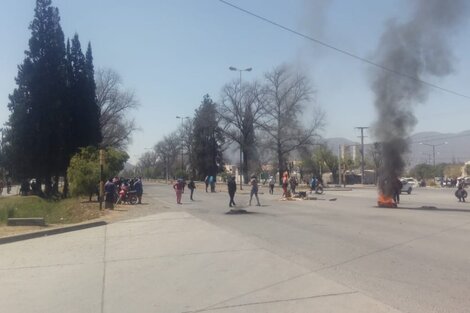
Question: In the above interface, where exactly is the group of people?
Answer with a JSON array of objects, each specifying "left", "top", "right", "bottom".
[
  {"left": 104, "top": 176, "right": 143, "bottom": 209},
  {"left": 172, "top": 175, "right": 261, "bottom": 207}
]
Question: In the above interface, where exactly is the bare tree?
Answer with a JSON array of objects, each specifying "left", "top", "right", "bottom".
[
  {"left": 177, "top": 118, "right": 194, "bottom": 176},
  {"left": 259, "top": 65, "right": 325, "bottom": 184},
  {"left": 219, "top": 80, "right": 265, "bottom": 182},
  {"left": 96, "top": 68, "right": 139, "bottom": 150},
  {"left": 154, "top": 132, "right": 180, "bottom": 180},
  {"left": 136, "top": 150, "right": 157, "bottom": 178}
]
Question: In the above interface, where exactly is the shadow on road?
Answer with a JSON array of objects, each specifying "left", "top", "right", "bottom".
[{"left": 377, "top": 206, "right": 470, "bottom": 213}]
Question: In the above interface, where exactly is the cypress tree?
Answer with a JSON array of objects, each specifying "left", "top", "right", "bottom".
[
  {"left": 5, "top": 0, "right": 100, "bottom": 195},
  {"left": 6, "top": 0, "right": 68, "bottom": 191},
  {"left": 84, "top": 42, "right": 102, "bottom": 146},
  {"left": 191, "top": 95, "right": 225, "bottom": 180}
]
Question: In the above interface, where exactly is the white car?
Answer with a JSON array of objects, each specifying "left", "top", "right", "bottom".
[
  {"left": 401, "top": 177, "right": 418, "bottom": 188},
  {"left": 401, "top": 180, "right": 413, "bottom": 194}
]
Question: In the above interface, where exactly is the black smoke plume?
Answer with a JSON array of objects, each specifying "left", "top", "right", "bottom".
[{"left": 371, "top": 0, "right": 468, "bottom": 196}]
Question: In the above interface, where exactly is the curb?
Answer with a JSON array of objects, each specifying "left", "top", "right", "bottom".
[{"left": 0, "top": 221, "right": 107, "bottom": 245}]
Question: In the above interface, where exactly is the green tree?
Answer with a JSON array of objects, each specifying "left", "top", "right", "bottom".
[
  {"left": 191, "top": 95, "right": 225, "bottom": 180},
  {"left": 67, "top": 34, "right": 101, "bottom": 150},
  {"left": 316, "top": 146, "right": 339, "bottom": 184},
  {"left": 4, "top": 0, "right": 101, "bottom": 197},
  {"left": 409, "top": 163, "right": 435, "bottom": 180},
  {"left": 5, "top": 0, "right": 68, "bottom": 192},
  {"left": 67, "top": 147, "right": 128, "bottom": 200}
]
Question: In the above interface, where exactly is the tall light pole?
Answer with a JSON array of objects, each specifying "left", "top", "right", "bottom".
[
  {"left": 229, "top": 66, "right": 252, "bottom": 190},
  {"left": 176, "top": 116, "right": 189, "bottom": 174},
  {"left": 419, "top": 142, "right": 448, "bottom": 167}
]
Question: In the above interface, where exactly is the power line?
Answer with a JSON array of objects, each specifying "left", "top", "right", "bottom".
[
  {"left": 218, "top": 0, "right": 470, "bottom": 100},
  {"left": 410, "top": 132, "right": 470, "bottom": 144}
]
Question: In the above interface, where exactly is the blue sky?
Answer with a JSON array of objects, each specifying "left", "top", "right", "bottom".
[{"left": 1, "top": 0, "right": 469, "bottom": 164}]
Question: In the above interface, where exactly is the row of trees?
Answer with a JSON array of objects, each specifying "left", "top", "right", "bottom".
[
  {"left": 0, "top": 0, "right": 137, "bottom": 197},
  {"left": 2, "top": 0, "right": 100, "bottom": 195},
  {"left": 137, "top": 65, "right": 326, "bottom": 183}
]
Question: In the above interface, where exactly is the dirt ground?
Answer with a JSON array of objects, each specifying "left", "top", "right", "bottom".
[{"left": 0, "top": 201, "right": 149, "bottom": 239}]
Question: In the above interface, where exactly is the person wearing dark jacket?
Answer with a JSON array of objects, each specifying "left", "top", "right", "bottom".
[
  {"left": 105, "top": 178, "right": 116, "bottom": 209},
  {"left": 188, "top": 179, "right": 196, "bottom": 201},
  {"left": 134, "top": 178, "right": 143, "bottom": 204},
  {"left": 227, "top": 176, "right": 237, "bottom": 207},
  {"left": 393, "top": 177, "right": 403, "bottom": 204}
]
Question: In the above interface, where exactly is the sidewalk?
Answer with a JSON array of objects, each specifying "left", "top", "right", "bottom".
[{"left": 0, "top": 211, "right": 404, "bottom": 313}]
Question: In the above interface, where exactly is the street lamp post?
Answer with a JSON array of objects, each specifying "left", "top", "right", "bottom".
[
  {"left": 176, "top": 116, "right": 189, "bottom": 174},
  {"left": 419, "top": 142, "right": 448, "bottom": 167},
  {"left": 229, "top": 66, "right": 252, "bottom": 190}
]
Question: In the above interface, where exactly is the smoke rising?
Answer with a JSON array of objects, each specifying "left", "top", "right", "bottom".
[{"left": 371, "top": 0, "right": 468, "bottom": 196}]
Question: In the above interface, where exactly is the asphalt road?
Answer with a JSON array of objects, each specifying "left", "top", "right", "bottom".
[
  {"left": 148, "top": 183, "right": 470, "bottom": 313},
  {"left": 2, "top": 182, "right": 469, "bottom": 313}
]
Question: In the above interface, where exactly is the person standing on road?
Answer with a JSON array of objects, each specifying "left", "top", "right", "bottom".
[
  {"left": 393, "top": 177, "right": 403, "bottom": 204},
  {"left": 209, "top": 175, "right": 216, "bottom": 192},
  {"left": 268, "top": 176, "right": 275, "bottom": 194},
  {"left": 282, "top": 172, "right": 289, "bottom": 198},
  {"left": 456, "top": 179, "right": 466, "bottom": 202},
  {"left": 104, "top": 178, "right": 116, "bottom": 209},
  {"left": 188, "top": 178, "right": 196, "bottom": 201},
  {"left": 204, "top": 176, "right": 209, "bottom": 192},
  {"left": 0, "top": 179, "right": 4, "bottom": 196},
  {"left": 249, "top": 175, "right": 261, "bottom": 206},
  {"left": 173, "top": 179, "right": 184, "bottom": 204},
  {"left": 134, "top": 177, "right": 143, "bottom": 204},
  {"left": 227, "top": 176, "right": 237, "bottom": 207}
]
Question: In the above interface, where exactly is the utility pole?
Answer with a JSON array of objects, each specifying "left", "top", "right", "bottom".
[
  {"left": 338, "top": 145, "right": 342, "bottom": 186},
  {"left": 355, "top": 127, "right": 369, "bottom": 184}
]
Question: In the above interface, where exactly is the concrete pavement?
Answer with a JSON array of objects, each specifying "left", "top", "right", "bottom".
[{"left": 0, "top": 209, "right": 405, "bottom": 313}]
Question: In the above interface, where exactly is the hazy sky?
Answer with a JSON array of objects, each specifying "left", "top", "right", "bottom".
[{"left": 1, "top": 0, "right": 469, "bottom": 164}]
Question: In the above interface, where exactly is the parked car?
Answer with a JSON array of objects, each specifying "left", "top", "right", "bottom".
[
  {"left": 401, "top": 177, "right": 419, "bottom": 187},
  {"left": 401, "top": 180, "right": 413, "bottom": 194}
]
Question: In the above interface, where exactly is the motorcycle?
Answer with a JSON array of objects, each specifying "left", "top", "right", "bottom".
[
  {"left": 309, "top": 182, "right": 324, "bottom": 195},
  {"left": 314, "top": 184, "right": 324, "bottom": 195},
  {"left": 116, "top": 187, "right": 138, "bottom": 205}
]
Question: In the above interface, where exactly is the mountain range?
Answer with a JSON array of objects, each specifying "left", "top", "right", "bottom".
[{"left": 324, "top": 130, "right": 470, "bottom": 168}]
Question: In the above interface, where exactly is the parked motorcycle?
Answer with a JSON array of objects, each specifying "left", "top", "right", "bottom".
[{"left": 116, "top": 187, "right": 138, "bottom": 205}]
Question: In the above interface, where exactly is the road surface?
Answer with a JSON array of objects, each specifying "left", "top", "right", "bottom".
[{"left": 1, "top": 182, "right": 469, "bottom": 313}]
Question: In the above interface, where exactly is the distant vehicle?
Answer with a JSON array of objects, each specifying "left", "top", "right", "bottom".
[
  {"left": 401, "top": 177, "right": 418, "bottom": 187},
  {"left": 459, "top": 177, "right": 470, "bottom": 187},
  {"left": 401, "top": 180, "right": 413, "bottom": 194}
]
